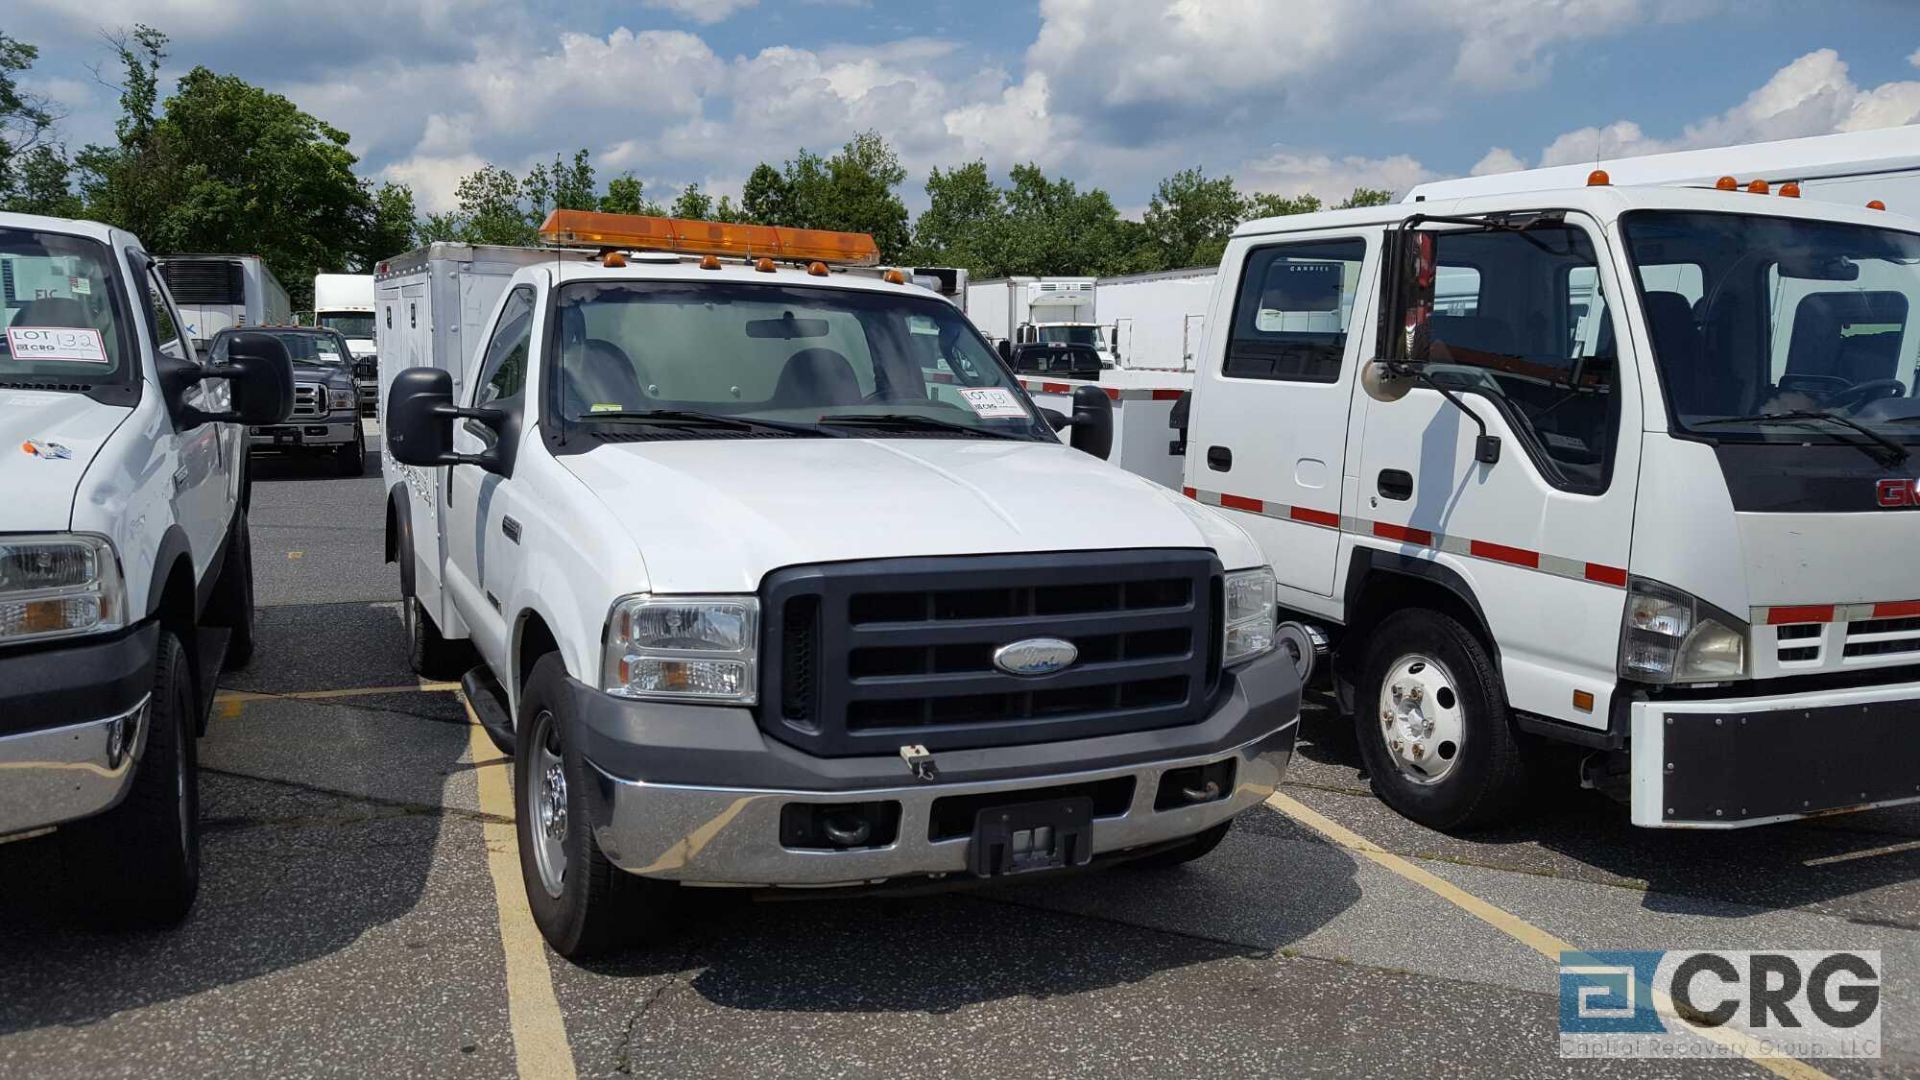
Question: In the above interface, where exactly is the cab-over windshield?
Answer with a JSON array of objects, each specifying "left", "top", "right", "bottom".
[
  {"left": 1, "top": 227, "right": 132, "bottom": 384},
  {"left": 553, "top": 281, "right": 1051, "bottom": 439},
  {"left": 318, "top": 313, "right": 374, "bottom": 339},
  {"left": 1621, "top": 210, "right": 1920, "bottom": 444}
]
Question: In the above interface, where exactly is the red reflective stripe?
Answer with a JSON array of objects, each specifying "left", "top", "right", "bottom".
[
  {"left": 1289, "top": 505, "right": 1341, "bottom": 529},
  {"left": 1767, "top": 605, "right": 1836, "bottom": 625},
  {"left": 1373, "top": 521, "right": 1433, "bottom": 545},
  {"left": 1103, "top": 387, "right": 1122, "bottom": 401},
  {"left": 1468, "top": 539, "right": 1539, "bottom": 568},
  {"left": 1151, "top": 389, "right": 1186, "bottom": 400},
  {"left": 1181, "top": 486, "right": 1197, "bottom": 499},
  {"left": 1583, "top": 563, "right": 1628, "bottom": 588},
  {"left": 1219, "top": 493, "right": 1264, "bottom": 513},
  {"left": 1871, "top": 600, "right": 1920, "bottom": 619},
  {"left": 1039, "top": 382, "right": 1071, "bottom": 394}
]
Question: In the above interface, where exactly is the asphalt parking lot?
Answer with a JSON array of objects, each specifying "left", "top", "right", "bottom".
[{"left": 3, "top": 427, "right": 1918, "bottom": 1079}]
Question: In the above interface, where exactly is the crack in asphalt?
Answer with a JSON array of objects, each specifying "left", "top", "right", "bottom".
[{"left": 612, "top": 942, "right": 699, "bottom": 1076}]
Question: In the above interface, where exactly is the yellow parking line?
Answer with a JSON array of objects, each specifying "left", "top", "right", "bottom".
[
  {"left": 1803, "top": 838, "right": 1920, "bottom": 867},
  {"left": 214, "top": 682, "right": 461, "bottom": 717},
  {"left": 464, "top": 697, "right": 578, "bottom": 1080},
  {"left": 1264, "top": 791, "right": 1832, "bottom": 1080}
]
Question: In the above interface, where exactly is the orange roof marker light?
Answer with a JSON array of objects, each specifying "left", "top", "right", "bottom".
[
  {"left": 601, "top": 250, "right": 627, "bottom": 267},
  {"left": 1715, "top": 175, "right": 1739, "bottom": 191},
  {"left": 538, "top": 209, "right": 881, "bottom": 267},
  {"left": 1747, "top": 179, "right": 1770, "bottom": 195},
  {"left": 1868, "top": 200, "right": 1887, "bottom": 211},
  {"left": 1779, "top": 182, "right": 1801, "bottom": 198},
  {"left": 882, "top": 269, "right": 908, "bottom": 284},
  {"left": 807, "top": 261, "right": 830, "bottom": 277},
  {"left": 1586, "top": 169, "right": 1610, "bottom": 187},
  {"left": 754, "top": 257, "right": 776, "bottom": 273}
]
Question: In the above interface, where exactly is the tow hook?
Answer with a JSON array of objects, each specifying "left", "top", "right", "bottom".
[{"left": 899, "top": 744, "right": 938, "bottom": 782}]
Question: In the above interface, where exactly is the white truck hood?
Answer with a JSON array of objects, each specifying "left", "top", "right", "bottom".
[
  {"left": 0, "top": 390, "right": 132, "bottom": 531},
  {"left": 344, "top": 339, "right": 376, "bottom": 359},
  {"left": 558, "top": 436, "right": 1261, "bottom": 593}
]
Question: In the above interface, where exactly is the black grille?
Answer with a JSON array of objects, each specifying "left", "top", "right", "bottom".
[
  {"left": 760, "top": 550, "right": 1220, "bottom": 757},
  {"left": 158, "top": 259, "right": 245, "bottom": 305},
  {"left": 1776, "top": 624, "right": 1821, "bottom": 641},
  {"left": 1842, "top": 615, "right": 1920, "bottom": 659}
]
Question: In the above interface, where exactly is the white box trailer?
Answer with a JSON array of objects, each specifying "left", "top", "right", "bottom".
[
  {"left": 1406, "top": 126, "right": 1920, "bottom": 213},
  {"left": 156, "top": 254, "right": 291, "bottom": 350},
  {"left": 966, "top": 276, "right": 1104, "bottom": 353},
  {"left": 1099, "top": 266, "right": 1216, "bottom": 373}
]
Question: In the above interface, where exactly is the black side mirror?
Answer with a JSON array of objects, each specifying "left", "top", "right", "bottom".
[
  {"left": 386, "top": 367, "right": 506, "bottom": 472},
  {"left": 1168, "top": 389, "right": 1192, "bottom": 455},
  {"left": 167, "top": 332, "right": 294, "bottom": 426},
  {"left": 1040, "top": 407, "right": 1069, "bottom": 431},
  {"left": 1067, "top": 383, "right": 1113, "bottom": 460},
  {"left": 995, "top": 339, "right": 1012, "bottom": 365}
]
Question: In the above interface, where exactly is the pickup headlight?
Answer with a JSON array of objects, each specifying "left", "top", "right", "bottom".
[
  {"left": 327, "top": 387, "right": 355, "bottom": 411},
  {"left": 601, "top": 595, "right": 758, "bottom": 703},
  {"left": 0, "top": 534, "right": 127, "bottom": 644},
  {"left": 1222, "top": 567, "right": 1276, "bottom": 666},
  {"left": 1618, "top": 577, "right": 1747, "bottom": 684}
]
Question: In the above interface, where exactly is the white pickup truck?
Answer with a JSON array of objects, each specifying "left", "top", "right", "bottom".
[
  {"left": 379, "top": 211, "right": 1300, "bottom": 957},
  {"left": 0, "top": 211, "right": 292, "bottom": 925}
]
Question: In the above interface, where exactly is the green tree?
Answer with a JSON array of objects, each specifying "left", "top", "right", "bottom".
[
  {"left": 1337, "top": 186, "right": 1394, "bottom": 208},
  {"left": 1244, "top": 191, "right": 1323, "bottom": 219},
  {"left": 1142, "top": 167, "right": 1244, "bottom": 269},
  {"left": 739, "top": 162, "right": 791, "bottom": 225},
  {"left": 73, "top": 25, "right": 168, "bottom": 238},
  {"left": 361, "top": 181, "right": 417, "bottom": 265},
  {"left": 712, "top": 194, "right": 745, "bottom": 223},
  {"left": 910, "top": 160, "right": 1004, "bottom": 270},
  {"left": 998, "top": 163, "right": 1135, "bottom": 276},
  {"left": 670, "top": 182, "right": 713, "bottom": 221},
  {"left": 551, "top": 149, "right": 596, "bottom": 211},
  {"left": 600, "top": 173, "right": 662, "bottom": 216},
  {"left": 1, "top": 32, "right": 59, "bottom": 208},
  {"left": 10, "top": 145, "right": 83, "bottom": 218},
  {"left": 452, "top": 164, "right": 534, "bottom": 245}
]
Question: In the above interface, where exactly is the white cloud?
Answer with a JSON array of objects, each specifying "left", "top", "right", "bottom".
[
  {"left": 1539, "top": 48, "right": 1920, "bottom": 166},
  {"left": 381, "top": 153, "right": 485, "bottom": 213},
  {"left": 642, "top": 0, "right": 758, "bottom": 25},
  {"left": 1237, "top": 149, "right": 1434, "bottom": 203},
  {"left": 1470, "top": 147, "right": 1527, "bottom": 176}
]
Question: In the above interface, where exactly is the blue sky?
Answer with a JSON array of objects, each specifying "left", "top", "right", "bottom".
[{"left": 10, "top": 0, "right": 1919, "bottom": 213}]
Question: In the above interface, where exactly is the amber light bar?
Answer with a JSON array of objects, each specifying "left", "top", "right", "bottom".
[{"left": 538, "top": 210, "right": 881, "bottom": 267}]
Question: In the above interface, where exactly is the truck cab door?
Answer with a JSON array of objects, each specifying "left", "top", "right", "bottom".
[
  {"left": 443, "top": 284, "right": 537, "bottom": 675},
  {"left": 137, "top": 259, "right": 231, "bottom": 580},
  {"left": 1185, "top": 234, "right": 1374, "bottom": 602}
]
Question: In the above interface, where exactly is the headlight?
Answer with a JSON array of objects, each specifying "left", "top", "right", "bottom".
[
  {"left": 1222, "top": 567, "right": 1276, "bottom": 666},
  {"left": 328, "top": 387, "right": 355, "bottom": 411},
  {"left": 0, "top": 534, "right": 127, "bottom": 644},
  {"left": 601, "top": 595, "right": 758, "bottom": 703},
  {"left": 1618, "top": 577, "right": 1747, "bottom": 684}
]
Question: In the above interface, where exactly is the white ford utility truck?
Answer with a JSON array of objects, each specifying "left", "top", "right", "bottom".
[
  {"left": 378, "top": 211, "right": 1299, "bottom": 957},
  {"left": 0, "top": 211, "right": 293, "bottom": 924},
  {"left": 1166, "top": 175, "right": 1920, "bottom": 831}
]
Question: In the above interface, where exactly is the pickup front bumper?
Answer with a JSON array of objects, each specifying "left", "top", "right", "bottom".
[
  {"left": 0, "top": 623, "right": 159, "bottom": 837},
  {"left": 565, "top": 648, "right": 1300, "bottom": 887},
  {"left": 249, "top": 417, "right": 358, "bottom": 449},
  {"left": 1629, "top": 678, "right": 1920, "bottom": 827}
]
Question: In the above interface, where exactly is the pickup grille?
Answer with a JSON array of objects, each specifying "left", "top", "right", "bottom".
[
  {"left": 760, "top": 550, "right": 1221, "bottom": 757},
  {"left": 290, "top": 381, "right": 325, "bottom": 418}
]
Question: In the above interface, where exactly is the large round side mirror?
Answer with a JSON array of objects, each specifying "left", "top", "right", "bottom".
[{"left": 1361, "top": 360, "right": 1415, "bottom": 403}]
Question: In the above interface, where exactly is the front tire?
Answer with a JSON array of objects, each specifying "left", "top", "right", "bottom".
[
  {"left": 336, "top": 424, "right": 366, "bottom": 476},
  {"left": 516, "top": 655, "right": 674, "bottom": 958},
  {"left": 403, "top": 594, "right": 467, "bottom": 679},
  {"left": 67, "top": 629, "right": 202, "bottom": 928},
  {"left": 1355, "top": 608, "right": 1530, "bottom": 832}
]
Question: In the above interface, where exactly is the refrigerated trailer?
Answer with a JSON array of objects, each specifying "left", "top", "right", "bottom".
[
  {"left": 1100, "top": 267, "right": 1216, "bottom": 374},
  {"left": 156, "top": 254, "right": 291, "bottom": 350},
  {"left": 967, "top": 277, "right": 1108, "bottom": 358}
]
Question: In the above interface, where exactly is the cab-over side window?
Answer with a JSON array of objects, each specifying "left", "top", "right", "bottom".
[{"left": 1222, "top": 238, "right": 1367, "bottom": 383}]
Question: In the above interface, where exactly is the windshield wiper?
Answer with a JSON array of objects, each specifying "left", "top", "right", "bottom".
[
  {"left": 1695, "top": 409, "right": 1909, "bottom": 466},
  {"left": 581, "top": 409, "right": 826, "bottom": 436},
  {"left": 817, "top": 412, "right": 1014, "bottom": 439}
]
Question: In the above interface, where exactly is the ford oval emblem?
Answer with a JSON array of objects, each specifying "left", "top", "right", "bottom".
[{"left": 993, "top": 637, "right": 1078, "bottom": 677}]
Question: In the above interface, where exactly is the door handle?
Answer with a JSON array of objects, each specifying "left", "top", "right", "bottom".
[
  {"left": 501, "top": 515, "right": 521, "bottom": 544},
  {"left": 1206, "top": 446, "right": 1232, "bottom": 472},
  {"left": 1377, "top": 469, "right": 1413, "bottom": 501}
]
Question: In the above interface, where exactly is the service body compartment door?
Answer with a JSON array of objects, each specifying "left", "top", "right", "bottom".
[{"left": 1185, "top": 232, "right": 1374, "bottom": 598}]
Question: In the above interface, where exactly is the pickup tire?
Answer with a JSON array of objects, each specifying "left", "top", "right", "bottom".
[
  {"left": 67, "top": 628, "right": 201, "bottom": 928},
  {"left": 404, "top": 595, "right": 467, "bottom": 680},
  {"left": 206, "top": 510, "right": 256, "bottom": 669},
  {"left": 516, "top": 654, "right": 674, "bottom": 958},
  {"left": 336, "top": 421, "right": 366, "bottom": 477},
  {"left": 1356, "top": 608, "right": 1530, "bottom": 832}
]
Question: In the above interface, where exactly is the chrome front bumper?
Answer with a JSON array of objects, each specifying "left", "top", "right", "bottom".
[
  {"left": 584, "top": 721, "right": 1295, "bottom": 887},
  {"left": 248, "top": 418, "right": 358, "bottom": 447},
  {"left": 0, "top": 694, "right": 150, "bottom": 838}
]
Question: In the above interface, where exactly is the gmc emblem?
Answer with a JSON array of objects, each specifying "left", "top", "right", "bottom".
[{"left": 1880, "top": 479, "right": 1918, "bottom": 507}]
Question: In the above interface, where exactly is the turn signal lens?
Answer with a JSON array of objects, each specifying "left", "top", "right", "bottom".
[
  {"left": 1779, "top": 182, "right": 1801, "bottom": 198},
  {"left": 1715, "top": 176, "right": 1739, "bottom": 191},
  {"left": 1747, "top": 179, "right": 1770, "bottom": 194},
  {"left": 1868, "top": 200, "right": 1887, "bottom": 211}
]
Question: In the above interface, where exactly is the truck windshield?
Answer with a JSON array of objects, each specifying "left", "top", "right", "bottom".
[
  {"left": 553, "top": 281, "right": 1052, "bottom": 439},
  {"left": 1036, "top": 324, "right": 1104, "bottom": 348},
  {"left": 317, "top": 312, "right": 374, "bottom": 339},
  {"left": 1620, "top": 210, "right": 1920, "bottom": 445},
  {"left": 0, "top": 227, "right": 133, "bottom": 385}
]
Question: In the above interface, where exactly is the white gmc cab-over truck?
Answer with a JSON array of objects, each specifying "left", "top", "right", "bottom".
[
  {"left": 1166, "top": 175, "right": 1920, "bottom": 832},
  {"left": 378, "top": 211, "right": 1299, "bottom": 957},
  {"left": 0, "top": 211, "right": 292, "bottom": 925}
]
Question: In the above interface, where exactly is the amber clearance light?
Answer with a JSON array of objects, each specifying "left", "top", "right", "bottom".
[{"left": 538, "top": 210, "right": 881, "bottom": 267}]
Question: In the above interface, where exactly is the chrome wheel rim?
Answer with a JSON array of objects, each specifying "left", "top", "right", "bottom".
[
  {"left": 1378, "top": 653, "right": 1465, "bottom": 785},
  {"left": 526, "top": 709, "right": 568, "bottom": 898}
]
